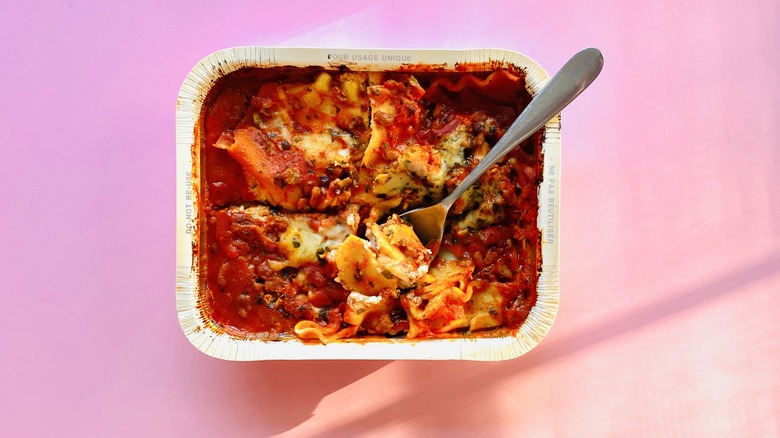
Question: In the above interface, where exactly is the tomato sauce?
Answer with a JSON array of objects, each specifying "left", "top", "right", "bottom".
[{"left": 199, "top": 66, "right": 542, "bottom": 339}]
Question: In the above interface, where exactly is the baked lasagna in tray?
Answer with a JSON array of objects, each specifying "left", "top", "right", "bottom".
[{"left": 198, "top": 65, "right": 543, "bottom": 343}]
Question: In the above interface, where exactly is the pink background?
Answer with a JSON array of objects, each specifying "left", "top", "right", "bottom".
[{"left": 2, "top": 0, "right": 779, "bottom": 436}]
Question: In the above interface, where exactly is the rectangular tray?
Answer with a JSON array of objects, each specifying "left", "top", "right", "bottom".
[{"left": 175, "top": 47, "right": 560, "bottom": 360}]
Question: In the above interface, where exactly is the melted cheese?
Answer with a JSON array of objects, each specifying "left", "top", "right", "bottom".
[
  {"left": 453, "top": 167, "right": 509, "bottom": 231},
  {"left": 343, "top": 291, "right": 402, "bottom": 335},
  {"left": 238, "top": 205, "right": 356, "bottom": 271},
  {"left": 254, "top": 83, "right": 362, "bottom": 167},
  {"left": 215, "top": 72, "right": 368, "bottom": 211},
  {"left": 436, "top": 124, "right": 470, "bottom": 168},
  {"left": 368, "top": 217, "right": 431, "bottom": 287},
  {"left": 362, "top": 76, "right": 467, "bottom": 207}
]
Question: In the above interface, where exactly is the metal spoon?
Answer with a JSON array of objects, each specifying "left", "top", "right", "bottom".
[{"left": 399, "top": 48, "right": 604, "bottom": 252}]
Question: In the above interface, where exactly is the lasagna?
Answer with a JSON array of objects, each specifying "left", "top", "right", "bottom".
[{"left": 200, "top": 66, "right": 542, "bottom": 343}]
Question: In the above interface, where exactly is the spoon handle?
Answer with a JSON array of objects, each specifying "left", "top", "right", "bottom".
[{"left": 440, "top": 47, "right": 604, "bottom": 209}]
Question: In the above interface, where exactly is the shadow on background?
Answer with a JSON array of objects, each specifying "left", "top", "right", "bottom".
[
  {"left": 309, "top": 251, "right": 780, "bottom": 435},
  {"left": 210, "top": 359, "right": 391, "bottom": 435}
]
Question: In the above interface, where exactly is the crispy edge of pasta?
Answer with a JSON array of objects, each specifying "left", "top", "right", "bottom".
[{"left": 293, "top": 320, "right": 359, "bottom": 344}]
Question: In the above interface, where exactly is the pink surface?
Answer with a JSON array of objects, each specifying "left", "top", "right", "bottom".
[{"left": 2, "top": 0, "right": 779, "bottom": 436}]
